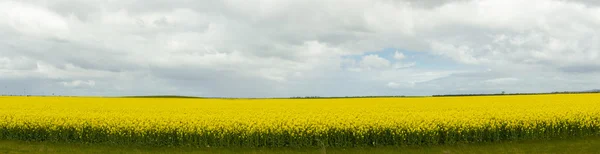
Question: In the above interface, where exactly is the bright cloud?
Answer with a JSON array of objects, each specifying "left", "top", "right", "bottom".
[
  {"left": 1, "top": 0, "right": 599, "bottom": 97},
  {"left": 393, "top": 51, "right": 406, "bottom": 60}
]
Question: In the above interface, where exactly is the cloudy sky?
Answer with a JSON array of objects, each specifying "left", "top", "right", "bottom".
[{"left": 1, "top": 0, "right": 600, "bottom": 97}]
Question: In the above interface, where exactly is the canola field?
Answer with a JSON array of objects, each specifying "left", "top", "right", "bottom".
[{"left": 1, "top": 94, "right": 600, "bottom": 147}]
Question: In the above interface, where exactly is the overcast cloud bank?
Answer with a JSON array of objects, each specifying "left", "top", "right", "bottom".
[{"left": 1, "top": 0, "right": 600, "bottom": 97}]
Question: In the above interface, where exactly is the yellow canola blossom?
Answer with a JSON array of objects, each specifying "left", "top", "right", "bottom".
[{"left": 1, "top": 94, "right": 600, "bottom": 147}]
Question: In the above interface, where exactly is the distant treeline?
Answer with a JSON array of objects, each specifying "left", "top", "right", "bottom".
[
  {"left": 121, "top": 95, "right": 204, "bottom": 99},
  {"left": 288, "top": 91, "right": 600, "bottom": 99},
  {"left": 0, "top": 95, "right": 35, "bottom": 97},
  {"left": 431, "top": 91, "right": 600, "bottom": 97},
  {"left": 288, "top": 95, "right": 426, "bottom": 99},
  {"left": 3, "top": 91, "right": 600, "bottom": 99}
]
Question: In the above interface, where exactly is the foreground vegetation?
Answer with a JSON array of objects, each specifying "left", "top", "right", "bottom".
[
  {"left": 3, "top": 136, "right": 600, "bottom": 154},
  {"left": 1, "top": 94, "right": 600, "bottom": 148}
]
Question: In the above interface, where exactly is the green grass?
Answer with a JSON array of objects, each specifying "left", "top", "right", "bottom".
[{"left": 2, "top": 136, "right": 600, "bottom": 154}]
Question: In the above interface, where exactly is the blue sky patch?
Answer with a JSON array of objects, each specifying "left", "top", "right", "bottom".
[{"left": 344, "top": 48, "right": 478, "bottom": 70}]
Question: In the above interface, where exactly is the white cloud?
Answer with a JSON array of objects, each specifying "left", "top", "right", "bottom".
[
  {"left": 393, "top": 51, "right": 406, "bottom": 60},
  {"left": 393, "top": 62, "right": 416, "bottom": 69},
  {"left": 483, "top": 77, "right": 520, "bottom": 85},
  {"left": 0, "top": 1, "right": 69, "bottom": 38},
  {"left": 1, "top": 0, "right": 600, "bottom": 97},
  {"left": 61, "top": 80, "right": 95, "bottom": 88},
  {"left": 359, "top": 54, "right": 391, "bottom": 70},
  {"left": 0, "top": 57, "right": 37, "bottom": 70},
  {"left": 430, "top": 41, "right": 485, "bottom": 64},
  {"left": 387, "top": 81, "right": 416, "bottom": 88}
]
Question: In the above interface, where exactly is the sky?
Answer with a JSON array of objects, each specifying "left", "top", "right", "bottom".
[{"left": 1, "top": 0, "right": 600, "bottom": 97}]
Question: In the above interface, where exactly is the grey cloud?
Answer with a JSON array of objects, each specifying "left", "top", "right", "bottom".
[
  {"left": 2, "top": 0, "right": 600, "bottom": 97},
  {"left": 406, "top": 0, "right": 470, "bottom": 8},
  {"left": 417, "top": 69, "right": 600, "bottom": 94},
  {"left": 45, "top": 0, "right": 100, "bottom": 22},
  {"left": 569, "top": 0, "right": 600, "bottom": 6},
  {"left": 560, "top": 64, "right": 600, "bottom": 73}
]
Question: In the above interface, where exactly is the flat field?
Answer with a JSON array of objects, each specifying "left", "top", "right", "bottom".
[{"left": 1, "top": 94, "right": 600, "bottom": 148}]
